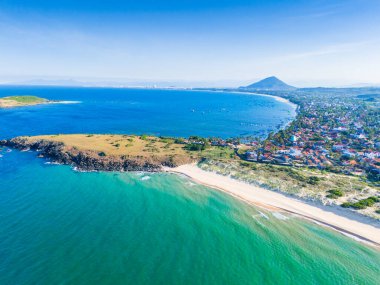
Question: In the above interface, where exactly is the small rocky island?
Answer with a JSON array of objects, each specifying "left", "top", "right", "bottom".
[
  {"left": 0, "top": 95, "right": 58, "bottom": 108},
  {"left": 0, "top": 134, "right": 201, "bottom": 171}
]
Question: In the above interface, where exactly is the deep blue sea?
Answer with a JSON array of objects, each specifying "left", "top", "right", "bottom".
[
  {"left": 0, "top": 86, "right": 296, "bottom": 139},
  {"left": 1, "top": 87, "right": 379, "bottom": 285}
]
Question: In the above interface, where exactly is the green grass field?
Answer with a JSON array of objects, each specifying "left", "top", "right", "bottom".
[
  {"left": 1, "top": 96, "right": 47, "bottom": 103},
  {"left": 0, "top": 95, "right": 49, "bottom": 108}
]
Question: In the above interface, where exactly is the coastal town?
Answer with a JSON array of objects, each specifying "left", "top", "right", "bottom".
[
  {"left": 2, "top": 0, "right": 380, "bottom": 282},
  {"left": 2, "top": 88, "right": 379, "bottom": 218},
  {"left": 195, "top": 88, "right": 380, "bottom": 183},
  {"left": 173, "top": 87, "right": 378, "bottom": 218}
]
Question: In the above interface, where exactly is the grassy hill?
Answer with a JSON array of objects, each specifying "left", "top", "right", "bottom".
[{"left": 0, "top": 95, "right": 49, "bottom": 108}]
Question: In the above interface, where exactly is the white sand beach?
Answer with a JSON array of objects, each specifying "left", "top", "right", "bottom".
[
  {"left": 225, "top": 90, "right": 298, "bottom": 109},
  {"left": 169, "top": 164, "right": 380, "bottom": 246}
]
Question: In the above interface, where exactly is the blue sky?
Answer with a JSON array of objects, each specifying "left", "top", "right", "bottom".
[{"left": 0, "top": 0, "right": 379, "bottom": 86}]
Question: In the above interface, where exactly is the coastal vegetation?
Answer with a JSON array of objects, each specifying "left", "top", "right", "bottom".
[
  {"left": 0, "top": 134, "right": 233, "bottom": 172},
  {"left": 0, "top": 95, "right": 52, "bottom": 108},
  {"left": 198, "top": 159, "right": 380, "bottom": 219},
  {"left": 1, "top": 85, "right": 379, "bottom": 220},
  {"left": 326, "top": 189, "right": 343, "bottom": 199},
  {"left": 15, "top": 134, "right": 235, "bottom": 162},
  {"left": 2, "top": 131, "right": 379, "bottom": 219},
  {"left": 341, "top": 196, "right": 380, "bottom": 210}
]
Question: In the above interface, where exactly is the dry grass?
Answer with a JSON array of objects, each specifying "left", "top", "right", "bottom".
[{"left": 26, "top": 134, "right": 193, "bottom": 162}]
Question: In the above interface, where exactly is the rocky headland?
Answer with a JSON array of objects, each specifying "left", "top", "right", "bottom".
[{"left": 0, "top": 136, "right": 194, "bottom": 172}]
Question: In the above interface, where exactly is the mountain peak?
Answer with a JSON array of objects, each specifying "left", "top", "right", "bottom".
[{"left": 242, "top": 76, "right": 297, "bottom": 90}]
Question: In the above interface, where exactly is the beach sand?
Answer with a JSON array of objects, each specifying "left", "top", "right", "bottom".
[{"left": 169, "top": 164, "right": 380, "bottom": 247}]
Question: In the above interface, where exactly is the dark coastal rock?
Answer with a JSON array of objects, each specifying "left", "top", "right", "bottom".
[{"left": 0, "top": 138, "right": 165, "bottom": 172}]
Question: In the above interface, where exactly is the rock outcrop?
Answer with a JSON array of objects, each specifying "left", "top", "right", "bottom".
[{"left": 0, "top": 137, "right": 173, "bottom": 172}]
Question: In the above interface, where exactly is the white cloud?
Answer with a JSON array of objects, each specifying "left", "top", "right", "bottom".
[{"left": 273, "top": 41, "right": 377, "bottom": 63}]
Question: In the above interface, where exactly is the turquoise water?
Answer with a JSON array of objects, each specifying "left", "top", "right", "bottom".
[
  {"left": 1, "top": 151, "right": 379, "bottom": 285},
  {"left": 0, "top": 87, "right": 379, "bottom": 284}
]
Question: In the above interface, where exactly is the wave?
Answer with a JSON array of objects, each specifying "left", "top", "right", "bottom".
[
  {"left": 55, "top": 101, "right": 82, "bottom": 104},
  {"left": 272, "top": 212, "right": 289, "bottom": 220},
  {"left": 141, "top": 176, "right": 151, "bottom": 181}
]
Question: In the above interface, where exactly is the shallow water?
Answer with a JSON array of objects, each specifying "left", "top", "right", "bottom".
[
  {"left": 0, "top": 151, "right": 379, "bottom": 285},
  {"left": 1, "top": 87, "right": 379, "bottom": 284}
]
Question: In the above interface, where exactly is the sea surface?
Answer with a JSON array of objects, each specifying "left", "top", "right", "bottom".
[
  {"left": 0, "top": 86, "right": 295, "bottom": 139},
  {"left": 0, "top": 151, "right": 379, "bottom": 285},
  {"left": 0, "top": 87, "right": 379, "bottom": 284}
]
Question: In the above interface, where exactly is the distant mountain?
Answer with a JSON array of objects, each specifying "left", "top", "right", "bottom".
[
  {"left": 242, "top": 76, "right": 297, "bottom": 90},
  {"left": 7, "top": 79, "right": 88, "bottom": 87}
]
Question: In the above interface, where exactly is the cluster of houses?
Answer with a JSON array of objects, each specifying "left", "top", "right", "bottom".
[
  {"left": 184, "top": 93, "right": 379, "bottom": 180},
  {"left": 240, "top": 97, "right": 380, "bottom": 179}
]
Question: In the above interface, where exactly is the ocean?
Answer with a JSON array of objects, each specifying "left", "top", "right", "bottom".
[
  {"left": 0, "top": 86, "right": 295, "bottom": 139},
  {"left": 0, "top": 87, "right": 379, "bottom": 284}
]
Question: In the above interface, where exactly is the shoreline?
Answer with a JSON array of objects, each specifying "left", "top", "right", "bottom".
[
  {"left": 167, "top": 164, "right": 380, "bottom": 248},
  {"left": 227, "top": 90, "right": 297, "bottom": 109},
  {"left": 185, "top": 88, "right": 299, "bottom": 131},
  {"left": 189, "top": 88, "right": 298, "bottom": 109},
  {"left": 3, "top": 141, "right": 379, "bottom": 248},
  {"left": 0, "top": 100, "right": 62, "bottom": 109}
]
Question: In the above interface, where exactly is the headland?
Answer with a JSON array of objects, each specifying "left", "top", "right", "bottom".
[
  {"left": 0, "top": 95, "right": 59, "bottom": 108},
  {"left": 1, "top": 133, "right": 380, "bottom": 246}
]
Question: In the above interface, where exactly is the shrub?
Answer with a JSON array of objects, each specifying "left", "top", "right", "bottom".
[
  {"left": 98, "top": 152, "right": 106, "bottom": 157},
  {"left": 326, "top": 189, "right": 344, "bottom": 199},
  {"left": 160, "top": 137, "right": 171, "bottom": 143},
  {"left": 351, "top": 201, "right": 370, "bottom": 210},
  {"left": 185, "top": 143, "right": 206, "bottom": 151},
  {"left": 307, "top": 176, "right": 320, "bottom": 185},
  {"left": 369, "top": 196, "right": 380, "bottom": 202},
  {"left": 341, "top": 197, "right": 379, "bottom": 210},
  {"left": 174, "top": 138, "right": 185, "bottom": 144},
  {"left": 341, "top": 202, "right": 352, "bottom": 208},
  {"left": 287, "top": 170, "right": 306, "bottom": 182}
]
